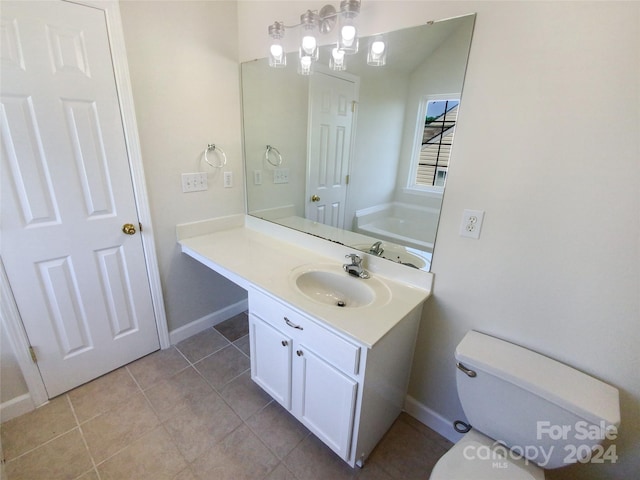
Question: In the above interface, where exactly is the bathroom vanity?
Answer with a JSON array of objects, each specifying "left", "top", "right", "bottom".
[{"left": 177, "top": 215, "right": 433, "bottom": 467}]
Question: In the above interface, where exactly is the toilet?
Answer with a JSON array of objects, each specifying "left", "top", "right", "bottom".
[{"left": 430, "top": 331, "right": 620, "bottom": 479}]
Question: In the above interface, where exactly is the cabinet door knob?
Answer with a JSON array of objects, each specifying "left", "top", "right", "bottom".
[
  {"left": 281, "top": 340, "right": 288, "bottom": 347},
  {"left": 296, "top": 350, "right": 303, "bottom": 357}
]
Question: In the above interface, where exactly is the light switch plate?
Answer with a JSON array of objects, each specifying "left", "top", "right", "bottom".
[
  {"left": 223, "top": 171, "right": 233, "bottom": 188},
  {"left": 273, "top": 168, "right": 290, "bottom": 184},
  {"left": 181, "top": 172, "right": 208, "bottom": 192}
]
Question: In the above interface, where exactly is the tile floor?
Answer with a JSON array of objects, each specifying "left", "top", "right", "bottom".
[{"left": 0, "top": 313, "right": 452, "bottom": 480}]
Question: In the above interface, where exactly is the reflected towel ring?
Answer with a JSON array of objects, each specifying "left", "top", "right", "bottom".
[
  {"left": 265, "top": 145, "right": 283, "bottom": 167},
  {"left": 204, "top": 144, "right": 227, "bottom": 168}
]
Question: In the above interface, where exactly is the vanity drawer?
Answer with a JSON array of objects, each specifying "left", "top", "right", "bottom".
[{"left": 249, "top": 289, "right": 361, "bottom": 376}]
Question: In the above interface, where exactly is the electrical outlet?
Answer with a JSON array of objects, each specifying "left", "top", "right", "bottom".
[
  {"left": 181, "top": 172, "right": 208, "bottom": 192},
  {"left": 273, "top": 168, "right": 290, "bottom": 184},
  {"left": 223, "top": 171, "right": 233, "bottom": 188},
  {"left": 460, "top": 209, "right": 484, "bottom": 239},
  {"left": 254, "top": 170, "right": 262, "bottom": 185}
]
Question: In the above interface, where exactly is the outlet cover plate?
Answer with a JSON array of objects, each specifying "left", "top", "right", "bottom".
[{"left": 460, "top": 209, "right": 484, "bottom": 239}]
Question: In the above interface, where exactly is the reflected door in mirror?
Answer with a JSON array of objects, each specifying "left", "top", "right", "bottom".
[{"left": 306, "top": 72, "right": 358, "bottom": 229}]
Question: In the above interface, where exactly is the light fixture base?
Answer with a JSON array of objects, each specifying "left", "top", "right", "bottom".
[{"left": 318, "top": 5, "right": 337, "bottom": 34}]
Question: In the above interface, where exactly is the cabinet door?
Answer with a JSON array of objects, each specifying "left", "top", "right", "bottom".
[
  {"left": 294, "top": 345, "right": 358, "bottom": 460},
  {"left": 249, "top": 315, "right": 292, "bottom": 409}
]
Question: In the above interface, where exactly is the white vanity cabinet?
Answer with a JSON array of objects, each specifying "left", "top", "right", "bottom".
[
  {"left": 249, "top": 288, "right": 359, "bottom": 460},
  {"left": 248, "top": 287, "right": 423, "bottom": 467}
]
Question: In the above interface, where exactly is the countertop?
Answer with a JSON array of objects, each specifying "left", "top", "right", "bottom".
[{"left": 178, "top": 216, "right": 432, "bottom": 348}]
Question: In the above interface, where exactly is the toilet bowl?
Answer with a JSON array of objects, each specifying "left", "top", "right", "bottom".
[
  {"left": 429, "top": 331, "right": 620, "bottom": 479},
  {"left": 430, "top": 430, "right": 544, "bottom": 480}
]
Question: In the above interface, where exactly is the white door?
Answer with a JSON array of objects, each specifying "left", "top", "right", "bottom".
[
  {"left": 306, "top": 72, "right": 357, "bottom": 228},
  {"left": 1, "top": 0, "right": 160, "bottom": 398}
]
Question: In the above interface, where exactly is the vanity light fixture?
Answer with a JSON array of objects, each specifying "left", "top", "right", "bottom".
[{"left": 268, "top": 0, "right": 375, "bottom": 75}]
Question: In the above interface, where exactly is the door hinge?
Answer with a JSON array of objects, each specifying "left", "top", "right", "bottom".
[
  {"left": 29, "top": 346, "right": 37, "bottom": 363},
  {"left": 138, "top": 222, "right": 143, "bottom": 232},
  {"left": 351, "top": 101, "right": 357, "bottom": 113},
  {"left": 345, "top": 174, "right": 350, "bottom": 185}
]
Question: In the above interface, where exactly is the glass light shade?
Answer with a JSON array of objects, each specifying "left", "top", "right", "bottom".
[
  {"left": 330, "top": 47, "right": 346, "bottom": 71},
  {"left": 367, "top": 36, "right": 387, "bottom": 66},
  {"left": 298, "top": 55, "right": 313, "bottom": 75},
  {"left": 338, "top": 0, "right": 360, "bottom": 54},
  {"left": 268, "top": 22, "right": 286, "bottom": 68},
  {"left": 299, "top": 10, "right": 319, "bottom": 63},
  {"left": 338, "top": 18, "right": 358, "bottom": 54}
]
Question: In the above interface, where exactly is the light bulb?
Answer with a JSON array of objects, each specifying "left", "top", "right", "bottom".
[
  {"left": 302, "top": 35, "right": 317, "bottom": 54},
  {"left": 341, "top": 25, "right": 356, "bottom": 46},
  {"left": 270, "top": 44, "right": 283, "bottom": 57},
  {"left": 371, "top": 40, "right": 385, "bottom": 55},
  {"left": 330, "top": 47, "right": 346, "bottom": 71}
]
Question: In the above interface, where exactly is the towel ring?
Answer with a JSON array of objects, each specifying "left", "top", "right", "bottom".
[
  {"left": 265, "top": 145, "right": 283, "bottom": 167},
  {"left": 204, "top": 144, "right": 227, "bottom": 168}
]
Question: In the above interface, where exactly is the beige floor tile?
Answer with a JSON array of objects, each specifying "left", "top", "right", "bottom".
[
  {"left": 68, "top": 367, "right": 141, "bottom": 423},
  {"left": 233, "top": 334, "right": 251, "bottom": 357},
  {"left": 0, "top": 395, "right": 76, "bottom": 460},
  {"left": 214, "top": 312, "right": 249, "bottom": 342},
  {"left": 4, "top": 428, "right": 92, "bottom": 480},
  {"left": 76, "top": 469, "right": 100, "bottom": 480},
  {"left": 175, "top": 328, "right": 229, "bottom": 363},
  {"left": 246, "top": 401, "right": 309, "bottom": 459},
  {"left": 218, "top": 370, "right": 272, "bottom": 420},
  {"left": 82, "top": 391, "right": 159, "bottom": 464},
  {"left": 194, "top": 344, "right": 250, "bottom": 390},
  {"left": 365, "top": 415, "right": 449, "bottom": 479},
  {"left": 97, "top": 426, "right": 186, "bottom": 480},
  {"left": 145, "top": 366, "right": 215, "bottom": 421},
  {"left": 163, "top": 391, "right": 242, "bottom": 462},
  {"left": 173, "top": 467, "right": 199, "bottom": 480},
  {"left": 283, "top": 434, "right": 357, "bottom": 480},
  {"left": 127, "top": 347, "right": 190, "bottom": 390},
  {"left": 266, "top": 463, "right": 299, "bottom": 480},
  {"left": 190, "top": 424, "right": 279, "bottom": 480}
]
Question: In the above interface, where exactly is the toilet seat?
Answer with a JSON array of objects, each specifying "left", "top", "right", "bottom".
[{"left": 430, "top": 430, "right": 545, "bottom": 480}]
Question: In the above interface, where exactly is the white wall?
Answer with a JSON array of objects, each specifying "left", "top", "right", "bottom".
[
  {"left": 239, "top": 2, "right": 640, "bottom": 479},
  {"left": 119, "top": 0, "right": 247, "bottom": 332}
]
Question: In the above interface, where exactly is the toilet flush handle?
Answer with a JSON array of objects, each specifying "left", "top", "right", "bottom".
[{"left": 456, "top": 362, "right": 477, "bottom": 378}]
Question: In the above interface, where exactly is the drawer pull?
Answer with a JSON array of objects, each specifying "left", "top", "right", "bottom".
[
  {"left": 284, "top": 317, "right": 303, "bottom": 330},
  {"left": 281, "top": 340, "right": 288, "bottom": 347},
  {"left": 296, "top": 350, "right": 303, "bottom": 356}
]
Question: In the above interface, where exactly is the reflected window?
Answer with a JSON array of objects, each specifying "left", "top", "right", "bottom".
[{"left": 410, "top": 97, "right": 459, "bottom": 189}]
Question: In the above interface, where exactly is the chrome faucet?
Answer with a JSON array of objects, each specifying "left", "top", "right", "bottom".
[
  {"left": 343, "top": 253, "right": 370, "bottom": 279},
  {"left": 369, "top": 241, "right": 384, "bottom": 256}
]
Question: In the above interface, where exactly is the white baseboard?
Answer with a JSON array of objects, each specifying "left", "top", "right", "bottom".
[
  {"left": 168, "top": 299, "right": 248, "bottom": 345},
  {"left": 404, "top": 394, "right": 463, "bottom": 444},
  {"left": 0, "top": 393, "right": 35, "bottom": 423}
]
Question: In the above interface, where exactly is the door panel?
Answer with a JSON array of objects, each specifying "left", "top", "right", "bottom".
[
  {"left": 294, "top": 345, "right": 357, "bottom": 460},
  {"left": 0, "top": 0, "right": 160, "bottom": 397},
  {"left": 306, "top": 72, "right": 356, "bottom": 229},
  {"left": 249, "top": 315, "right": 292, "bottom": 409}
]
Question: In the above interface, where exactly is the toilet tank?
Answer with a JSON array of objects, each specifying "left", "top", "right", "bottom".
[{"left": 455, "top": 331, "right": 620, "bottom": 469}]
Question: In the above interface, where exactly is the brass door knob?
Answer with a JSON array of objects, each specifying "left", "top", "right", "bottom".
[
  {"left": 311, "top": 195, "right": 320, "bottom": 202},
  {"left": 122, "top": 223, "right": 137, "bottom": 235}
]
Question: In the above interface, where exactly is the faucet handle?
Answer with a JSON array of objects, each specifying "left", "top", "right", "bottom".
[{"left": 345, "top": 253, "right": 362, "bottom": 265}]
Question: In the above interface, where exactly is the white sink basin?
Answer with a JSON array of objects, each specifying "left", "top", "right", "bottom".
[{"left": 289, "top": 264, "right": 391, "bottom": 309}]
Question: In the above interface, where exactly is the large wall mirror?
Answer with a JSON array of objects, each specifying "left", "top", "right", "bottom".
[{"left": 242, "top": 14, "right": 475, "bottom": 271}]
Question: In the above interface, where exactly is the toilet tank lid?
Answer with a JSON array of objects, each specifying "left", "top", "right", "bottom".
[{"left": 455, "top": 331, "right": 620, "bottom": 427}]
